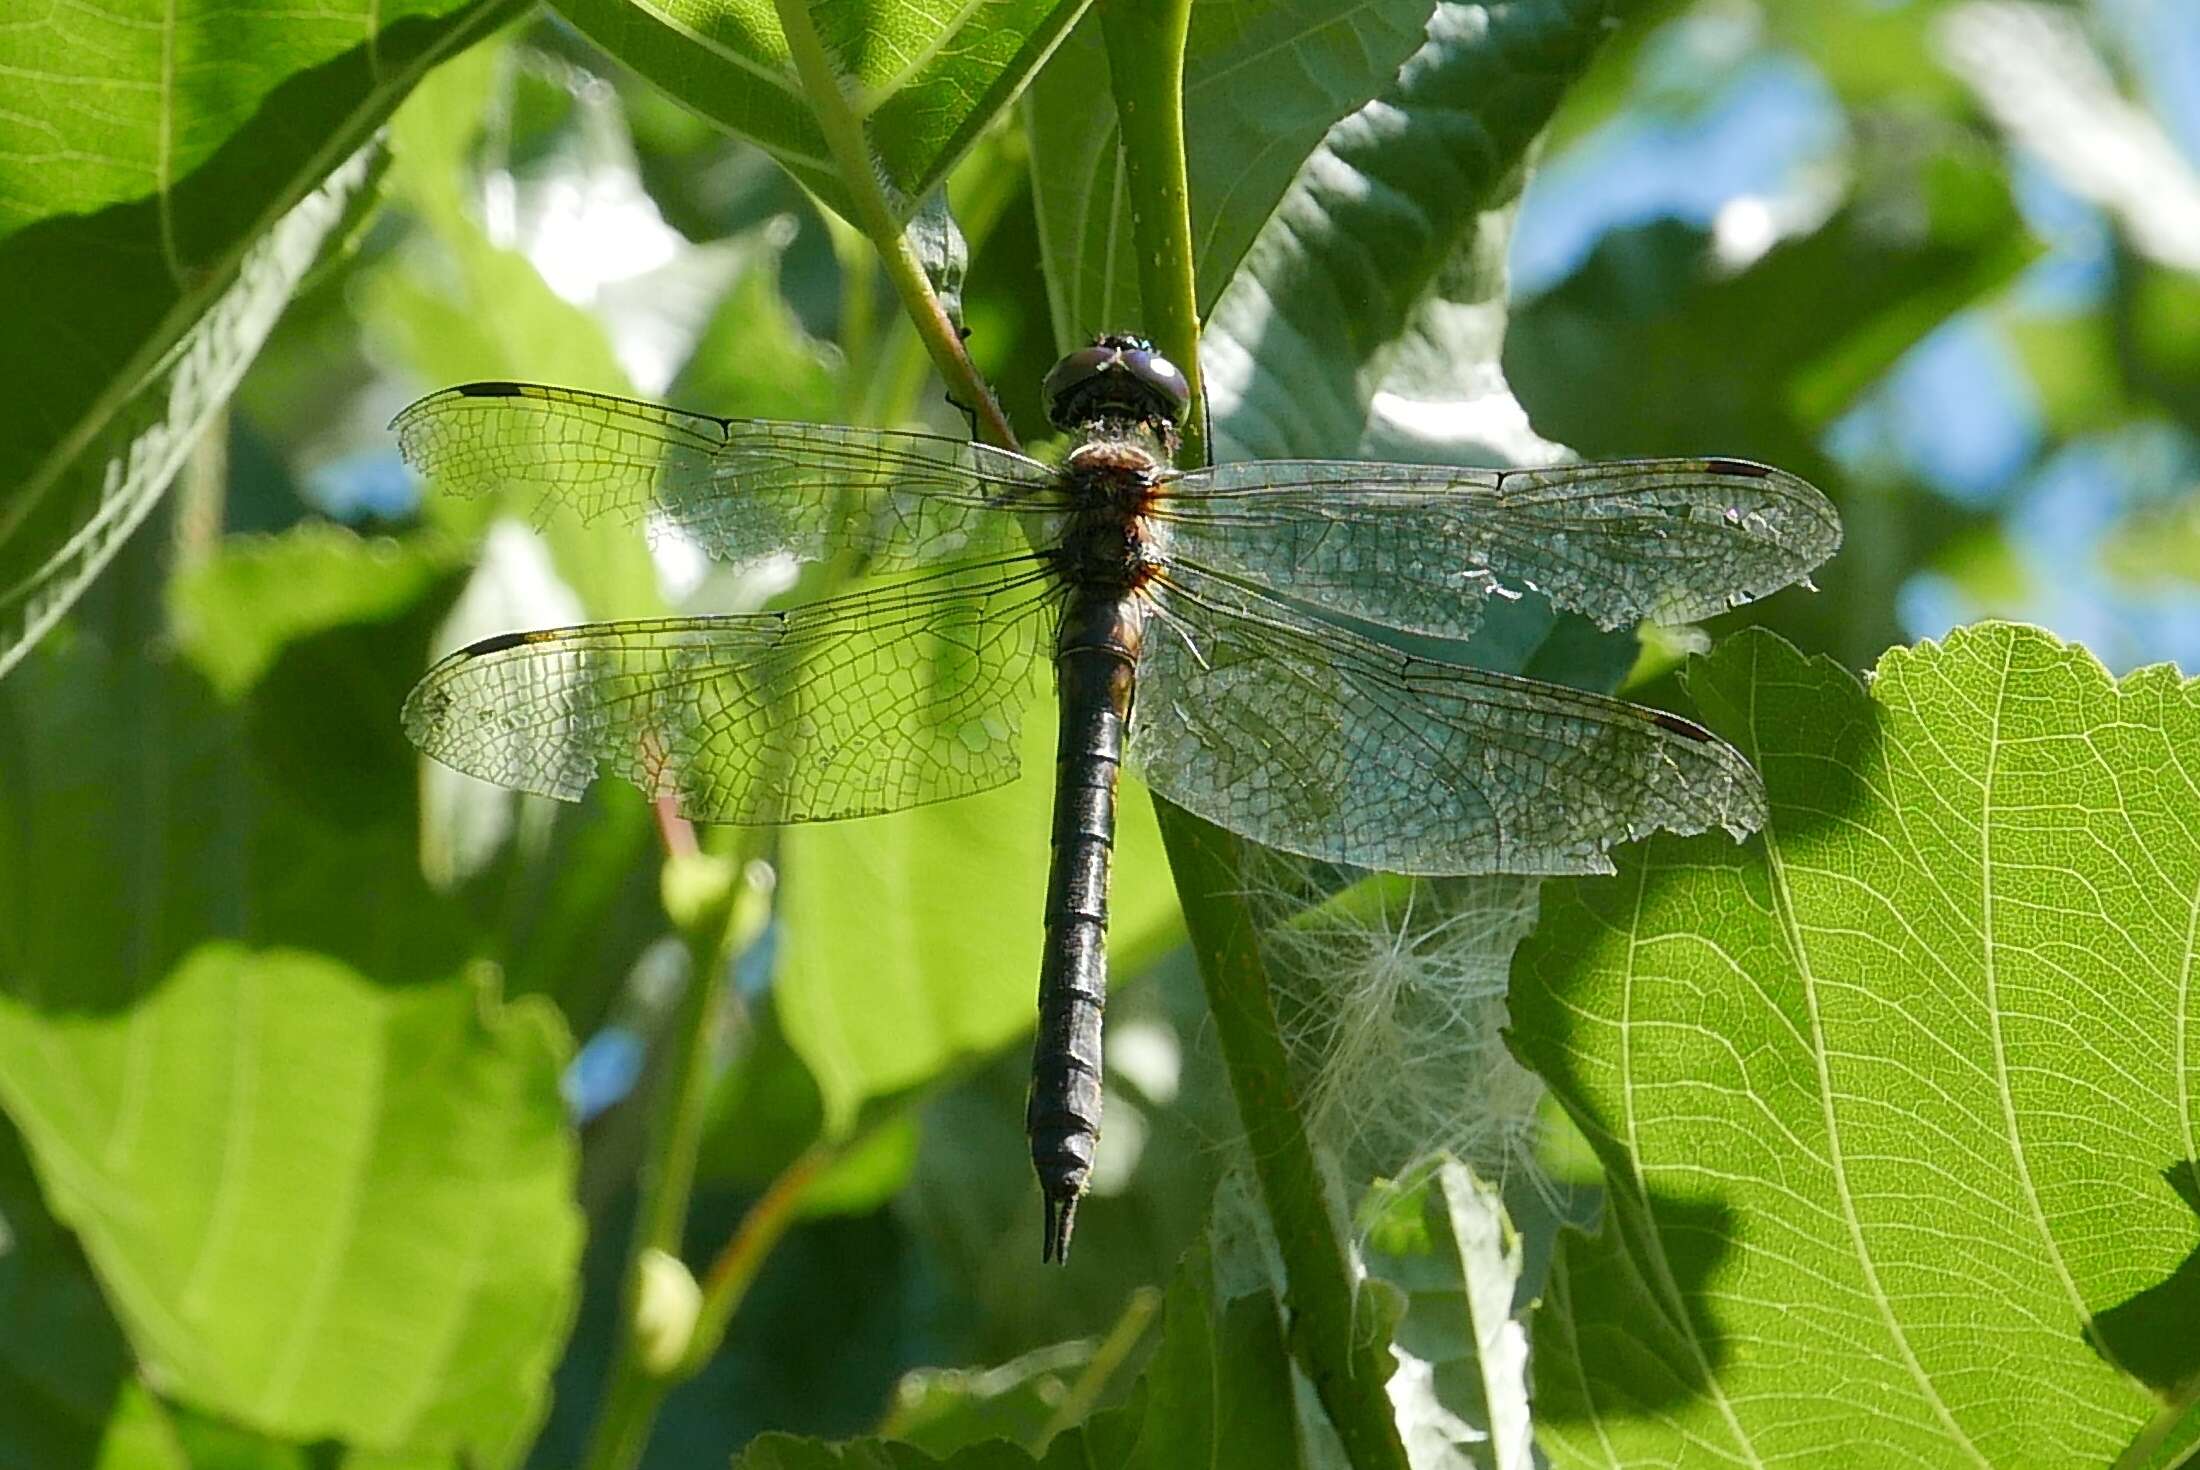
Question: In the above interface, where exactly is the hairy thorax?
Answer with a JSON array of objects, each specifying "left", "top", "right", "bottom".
[{"left": 1055, "top": 436, "right": 1165, "bottom": 595}]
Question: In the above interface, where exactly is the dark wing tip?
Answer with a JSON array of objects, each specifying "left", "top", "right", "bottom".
[
  {"left": 460, "top": 628, "right": 544, "bottom": 657},
  {"left": 1647, "top": 708, "right": 1720, "bottom": 741},
  {"left": 413, "top": 627, "right": 566, "bottom": 672},
  {"left": 1703, "top": 456, "right": 1774, "bottom": 479},
  {"left": 388, "top": 379, "right": 536, "bottom": 432},
  {"left": 1698, "top": 456, "right": 1845, "bottom": 563}
]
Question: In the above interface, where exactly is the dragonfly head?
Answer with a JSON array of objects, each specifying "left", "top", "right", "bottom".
[{"left": 1043, "top": 333, "right": 1192, "bottom": 436}]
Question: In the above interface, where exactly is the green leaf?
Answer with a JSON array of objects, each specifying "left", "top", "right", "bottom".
[
  {"left": 168, "top": 525, "right": 460, "bottom": 699},
  {"left": 369, "top": 38, "right": 664, "bottom": 625},
  {"left": 775, "top": 701, "right": 1182, "bottom": 1133},
  {"left": 1505, "top": 123, "right": 2037, "bottom": 462},
  {"left": 1512, "top": 625, "right": 2190, "bottom": 1465},
  {"left": 880, "top": 1337, "right": 1106, "bottom": 1458},
  {"left": 733, "top": 1439, "right": 1044, "bottom": 1469},
  {"left": 1094, "top": 1236, "right": 1302, "bottom": 1469},
  {"left": 1025, "top": 0, "right": 1429, "bottom": 348},
  {"left": 1360, "top": 1162, "right": 1533, "bottom": 1470},
  {"left": 0, "top": 556, "right": 580, "bottom": 1461},
  {"left": 0, "top": 0, "right": 518, "bottom": 683},
  {"left": 1200, "top": 0, "right": 1631, "bottom": 466},
  {"left": 0, "top": 946, "right": 578, "bottom": 1458},
  {"left": 547, "top": 0, "right": 1090, "bottom": 227}
]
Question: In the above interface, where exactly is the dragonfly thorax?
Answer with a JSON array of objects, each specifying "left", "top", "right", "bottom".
[{"left": 1054, "top": 439, "right": 1165, "bottom": 594}]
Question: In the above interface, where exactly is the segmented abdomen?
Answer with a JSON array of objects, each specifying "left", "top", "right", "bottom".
[{"left": 1027, "top": 589, "right": 1145, "bottom": 1264}]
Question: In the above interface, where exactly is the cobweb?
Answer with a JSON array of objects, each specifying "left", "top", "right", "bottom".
[{"left": 1241, "top": 850, "right": 1553, "bottom": 1203}]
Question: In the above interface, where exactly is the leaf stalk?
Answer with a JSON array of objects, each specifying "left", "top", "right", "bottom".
[{"left": 775, "top": 0, "right": 1017, "bottom": 451}]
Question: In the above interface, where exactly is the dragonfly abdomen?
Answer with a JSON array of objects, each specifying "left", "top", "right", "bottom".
[{"left": 1028, "top": 590, "right": 1147, "bottom": 1263}]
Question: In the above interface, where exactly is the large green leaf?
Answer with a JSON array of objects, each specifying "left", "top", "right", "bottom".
[
  {"left": 1512, "top": 624, "right": 2191, "bottom": 1465},
  {"left": 547, "top": 0, "right": 1090, "bottom": 227},
  {"left": 0, "top": 0, "right": 519, "bottom": 683},
  {"left": 0, "top": 551, "right": 580, "bottom": 1461},
  {"left": 1024, "top": 0, "right": 1429, "bottom": 347},
  {"left": 1202, "top": 0, "right": 1638, "bottom": 467},
  {"left": 0, "top": 945, "right": 574, "bottom": 1456}
]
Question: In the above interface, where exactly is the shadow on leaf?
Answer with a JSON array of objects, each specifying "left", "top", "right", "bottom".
[{"left": 2088, "top": 1161, "right": 2200, "bottom": 1394}]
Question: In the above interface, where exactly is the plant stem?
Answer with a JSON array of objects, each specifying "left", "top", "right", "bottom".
[
  {"left": 172, "top": 408, "right": 227, "bottom": 569},
  {"left": 774, "top": 0, "right": 1017, "bottom": 451},
  {"left": 1098, "top": 0, "right": 1207, "bottom": 467},
  {"left": 681, "top": 1141, "right": 832, "bottom": 1374},
  {"left": 1037, "top": 1284, "right": 1162, "bottom": 1447},
  {"left": 580, "top": 854, "right": 766, "bottom": 1470},
  {"left": 1098, "top": 2, "right": 1407, "bottom": 1464},
  {"left": 1149, "top": 814, "right": 1411, "bottom": 1470},
  {"left": 651, "top": 796, "right": 699, "bottom": 860}
]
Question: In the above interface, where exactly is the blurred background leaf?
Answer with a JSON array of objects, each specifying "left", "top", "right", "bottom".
[
  {"left": 0, "top": 530, "right": 579, "bottom": 1460},
  {"left": 0, "top": 0, "right": 519, "bottom": 681}
]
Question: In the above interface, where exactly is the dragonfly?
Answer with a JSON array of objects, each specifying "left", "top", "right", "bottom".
[{"left": 394, "top": 334, "right": 1841, "bottom": 1262}]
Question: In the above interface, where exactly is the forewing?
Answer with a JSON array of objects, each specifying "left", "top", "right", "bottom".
[
  {"left": 1152, "top": 457, "right": 1839, "bottom": 638},
  {"left": 393, "top": 382, "right": 1064, "bottom": 570},
  {"left": 403, "top": 560, "right": 1060, "bottom": 823},
  {"left": 1130, "top": 566, "right": 1766, "bottom": 876}
]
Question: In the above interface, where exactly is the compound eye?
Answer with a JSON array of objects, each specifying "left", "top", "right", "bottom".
[
  {"left": 1120, "top": 347, "right": 1191, "bottom": 424},
  {"left": 1042, "top": 346, "right": 1117, "bottom": 426}
]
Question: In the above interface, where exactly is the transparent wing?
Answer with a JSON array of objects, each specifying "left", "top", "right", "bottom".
[
  {"left": 1130, "top": 565, "right": 1766, "bottom": 876},
  {"left": 403, "top": 559, "right": 1061, "bottom": 823},
  {"left": 1151, "top": 457, "right": 1839, "bottom": 639},
  {"left": 392, "top": 382, "right": 1065, "bottom": 571}
]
